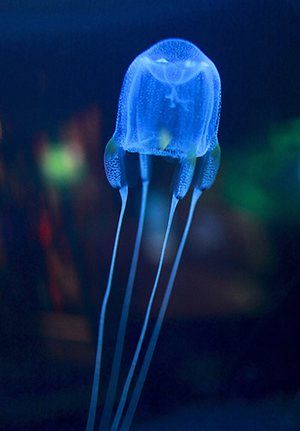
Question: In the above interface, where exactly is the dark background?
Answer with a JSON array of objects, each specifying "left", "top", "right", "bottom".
[{"left": 0, "top": 1, "right": 299, "bottom": 430}]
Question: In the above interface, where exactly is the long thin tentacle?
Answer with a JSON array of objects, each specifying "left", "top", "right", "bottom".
[
  {"left": 100, "top": 181, "right": 149, "bottom": 431},
  {"left": 86, "top": 186, "right": 128, "bottom": 431},
  {"left": 120, "top": 188, "right": 202, "bottom": 431},
  {"left": 110, "top": 195, "right": 179, "bottom": 431}
]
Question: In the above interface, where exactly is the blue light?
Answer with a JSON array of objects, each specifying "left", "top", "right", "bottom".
[
  {"left": 87, "top": 39, "right": 222, "bottom": 431},
  {"left": 113, "top": 38, "right": 221, "bottom": 160}
]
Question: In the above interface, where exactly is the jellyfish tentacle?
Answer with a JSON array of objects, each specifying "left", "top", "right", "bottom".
[
  {"left": 99, "top": 155, "right": 151, "bottom": 431},
  {"left": 194, "top": 143, "right": 221, "bottom": 191},
  {"left": 104, "top": 138, "right": 127, "bottom": 190},
  {"left": 119, "top": 146, "right": 221, "bottom": 431},
  {"left": 86, "top": 186, "right": 128, "bottom": 431},
  {"left": 172, "top": 156, "right": 196, "bottom": 200},
  {"left": 139, "top": 154, "right": 151, "bottom": 183},
  {"left": 120, "top": 187, "right": 202, "bottom": 431},
  {"left": 110, "top": 195, "right": 179, "bottom": 431}
]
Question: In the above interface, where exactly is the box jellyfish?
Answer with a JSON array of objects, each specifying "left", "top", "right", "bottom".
[{"left": 86, "top": 38, "right": 221, "bottom": 431}]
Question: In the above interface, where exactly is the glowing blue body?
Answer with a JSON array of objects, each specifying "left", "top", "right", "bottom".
[
  {"left": 105, "top": 39, "right": 221, "bottom": 195},
  {"left": 115, "top": 39, "right": 220, "bottom": 159},
  {"left": 87, "top": 39, "right": 222, "bottom": 431}
]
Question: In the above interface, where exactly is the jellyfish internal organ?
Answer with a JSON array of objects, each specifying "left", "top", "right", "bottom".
[{"left": 86, "top": 39, "right": 221, "bottom": 431}]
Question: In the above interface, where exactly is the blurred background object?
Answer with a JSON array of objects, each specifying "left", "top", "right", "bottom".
[{"left": 0, "top": 1, "right": 299, "bottom": 430}]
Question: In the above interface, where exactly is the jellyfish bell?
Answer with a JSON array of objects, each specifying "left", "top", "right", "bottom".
[
  {"left": 87, "top": 39, "right": 221, "bottom": 431},
  {"left": 105, "top": 38, "right": 220, "bottom": 202}
]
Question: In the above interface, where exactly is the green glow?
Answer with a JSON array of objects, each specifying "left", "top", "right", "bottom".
[
  {"left": 40, "top": 143, "right": 87, "bottom": 187},
  {"left": 270, "top": 118, "right": 300, "bottom": 153},
  {"left": 223, "top": 118, "right": 300, "bottom": 223}
]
